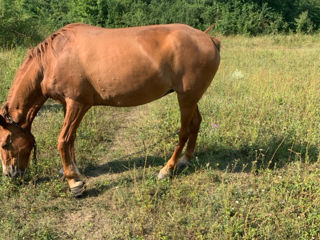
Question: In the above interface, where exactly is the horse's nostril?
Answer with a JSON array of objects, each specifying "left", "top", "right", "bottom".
[{"left": 5, "top": 172, "right": 11, "bottom": 177}]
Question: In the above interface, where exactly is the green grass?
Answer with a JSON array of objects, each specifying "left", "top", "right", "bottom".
[{"left": 1, "top": 34, "right": 320, "bottom": 239}]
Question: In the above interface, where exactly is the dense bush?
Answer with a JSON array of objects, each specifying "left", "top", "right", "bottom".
[
  {"left": 295, "top": 11, "right": 314, "bottom": 34},
  {"left": 0, "top": 0, "right": 320, "bottom": 47},
  {"left": 212, "top": 2, "right": 287, "bottom": 35},
  {"left": 0, "top": 0, "right": 41, "bottom": 46}
]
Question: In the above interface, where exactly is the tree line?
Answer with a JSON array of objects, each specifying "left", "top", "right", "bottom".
[{"left": 1, "top": 0, "right": 320, "bottom": 47}]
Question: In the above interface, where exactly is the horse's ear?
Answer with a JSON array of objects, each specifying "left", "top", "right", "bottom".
[
  {"left": 0, "top": 115, "right": 7, "bottom": 128},
  {"left": 2, "top": 102, "right": 9, "bottom": 115},
  {"left": 0, "top": 102, "right": 9, "bottom": 128}
]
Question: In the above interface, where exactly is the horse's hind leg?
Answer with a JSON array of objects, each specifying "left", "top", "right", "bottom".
[
  {"left": 177, "top": 106, "right": 202, "bottom": 168},
  {"left": 58, "top": 99, "right": 90, "bottom": 196},
  {"left": 158, "top": 96, "right": 201, "bottom": 179}
]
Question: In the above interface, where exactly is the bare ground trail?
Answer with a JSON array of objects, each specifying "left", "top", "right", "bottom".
[
  {"left": 84, "top": 105, "right": 151, "bottom": 185},
  {"left": 57, "top": 104, "right": 162, "bottom": 239}
]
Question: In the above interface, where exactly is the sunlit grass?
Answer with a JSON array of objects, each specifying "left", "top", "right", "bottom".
[{"left": 0, "top": 34, "right": 320, "bottom": 239}]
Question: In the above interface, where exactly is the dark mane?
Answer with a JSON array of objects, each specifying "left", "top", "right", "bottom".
[{"left": 5, "top": 24, "right": 83, "bottom": 105}]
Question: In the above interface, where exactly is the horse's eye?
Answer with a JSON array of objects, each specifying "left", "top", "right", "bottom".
[
  {"left": 1, "top": 142, "right": 10, "bottom": 150},
  {"left": 1, "top": 138, "right": 11, "bottom": 150},
  {"left": 1, "top": 135, "right": 12, "bottom": 150}
]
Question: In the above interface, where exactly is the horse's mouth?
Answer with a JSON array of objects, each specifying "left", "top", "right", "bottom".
[{"left": 3, "top": 166, "right": 24, "bottom": 178}]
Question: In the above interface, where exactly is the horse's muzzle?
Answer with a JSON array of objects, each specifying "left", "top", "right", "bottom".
[{"left": 3, "top": 165, "right": 24, "bottom": 178}]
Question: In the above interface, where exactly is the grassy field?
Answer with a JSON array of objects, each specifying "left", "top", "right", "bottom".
[{"left": 1, "top": 34, "right": 320, "bottom": 239}]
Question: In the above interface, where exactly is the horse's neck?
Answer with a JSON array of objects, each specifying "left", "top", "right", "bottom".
[{"left": 5, "top": 57, "right": 47, "bottom": 131}]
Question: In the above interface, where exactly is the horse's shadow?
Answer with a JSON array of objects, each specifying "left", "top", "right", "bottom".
[
  {"left": 84, "top": 155, "right": 164, "bottom": 177},
  {"left": 81, "top": 155, "right": 163, "bottom": 197},
  {"left": 80, "top": 136, "right": 319, "bottom": 198}
]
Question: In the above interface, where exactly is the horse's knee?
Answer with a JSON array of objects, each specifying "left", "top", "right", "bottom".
[
  {"left": 58, "top": 139, "right": 68, "bottom": 152},
  {"left": 58, "top": 134, "right": 76, "bottom": 152}
]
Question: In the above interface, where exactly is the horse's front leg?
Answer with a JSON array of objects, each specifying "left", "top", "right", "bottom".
[{"left": 58, "top": 98, "right": 90, "bottom": 196}]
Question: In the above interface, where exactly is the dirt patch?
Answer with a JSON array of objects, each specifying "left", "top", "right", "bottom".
[
  {"left": 85, "top": 105, "right": 150, "bottom": 185},
  {"left": 59, "top": 205, "right": 112, "bottom": 239}
]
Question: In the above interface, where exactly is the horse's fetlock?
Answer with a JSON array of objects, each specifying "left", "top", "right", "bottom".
[{"left": 64, "top": 167, "right": 81, "bottom": 179}]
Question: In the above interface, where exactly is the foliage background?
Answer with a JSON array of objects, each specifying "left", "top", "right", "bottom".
[{"left": 1, "top": 0, "right": 320, "bottom": 47}]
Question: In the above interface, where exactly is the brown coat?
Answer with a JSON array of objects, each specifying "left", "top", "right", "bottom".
[{"left": 0, "top": 23, "right": 220, "bottom": 195}]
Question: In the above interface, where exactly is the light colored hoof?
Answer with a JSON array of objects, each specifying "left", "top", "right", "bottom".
[
  {"left": 157, "top": 166, "right": 173, "bottom": 180},
  {"left": 70, "top": 180, "right": 86, "bottom": 197},
  {"left": 176, "top": 155, "right": 191, "bottom": 169}
]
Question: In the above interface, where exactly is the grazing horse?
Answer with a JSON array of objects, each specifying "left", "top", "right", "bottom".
[{"left": 0, "top": 23, "right": 220, "bottom": 196}]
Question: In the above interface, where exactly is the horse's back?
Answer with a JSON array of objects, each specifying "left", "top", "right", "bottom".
[{"left": 43, "top": 24, "right": 220, "bottom": 106}]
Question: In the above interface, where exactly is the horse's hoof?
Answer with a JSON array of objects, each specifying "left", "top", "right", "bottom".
[
  {"left": 157, "top": 166, "right": 172, "bottom": 180},
  {"left": 176, "top": 155, "right": 191, "bottom": 169},
  {"left": 59, "top": 168, "right": 64, "bottom": 178},
  {"left": 70, "top": 180, "right": 86, "bottom": 197}
]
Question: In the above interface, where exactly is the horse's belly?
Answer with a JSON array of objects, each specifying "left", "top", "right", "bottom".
[{"left": 95, "top": 73, "right": 172, "bottom": 107}]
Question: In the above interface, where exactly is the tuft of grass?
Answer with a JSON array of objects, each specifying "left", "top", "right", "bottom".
[{"left": 1, "top": 34, "right": 320, "bottom": 239}]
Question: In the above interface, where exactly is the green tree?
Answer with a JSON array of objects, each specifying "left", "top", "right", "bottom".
[
  {"left": 0, "top": 0, "right": 41, "bottom": 46},
  {"left": 1, "top": 0, "right": 320, "bottom": 47}
]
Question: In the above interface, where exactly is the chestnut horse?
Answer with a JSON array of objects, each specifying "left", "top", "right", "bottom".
[{"left": 0, "top": 23, "right": 220, "bottom": 196}]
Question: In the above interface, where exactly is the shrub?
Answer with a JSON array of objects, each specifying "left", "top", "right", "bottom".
[
  {"left": 1, "top": 0, "right": 320, "bottom": 47},
  {"left": 0, "top": 0, "right": 41, "bottom": 47},
  {"left": 295, "top": 11, "right": 314, "bottom": 34},
  {"left": 215, "top": 1, "right": 286, "bottom": 36}
]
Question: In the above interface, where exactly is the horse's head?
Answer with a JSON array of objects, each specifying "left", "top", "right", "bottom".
[{"left": 0, "top": 115, "right": 34, "bottom": 177}]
